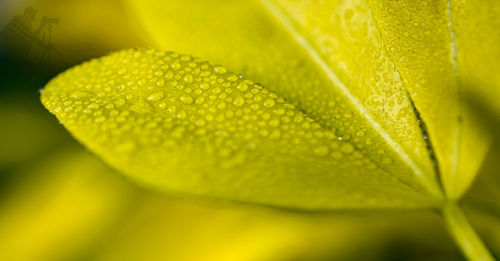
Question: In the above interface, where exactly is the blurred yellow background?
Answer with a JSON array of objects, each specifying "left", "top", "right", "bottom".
[{"left": 0, "top": 0, "right": 498, "bottom": 260}]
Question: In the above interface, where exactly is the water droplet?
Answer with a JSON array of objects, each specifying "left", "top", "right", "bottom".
[
  {"left": 199, "top": 83, "right": 210, "bottom": 90},
  {"left": 340, "top": 143, "right": 354, "bottom": 154},
  {"left": 214, "top": 66, "right": 227, "bottom": 74},
  {"left": 158, "top": 102, "right": 167, "bottom": 109},
  {"left": 147, "top": 91, "right": 165, "bottom": 102},
  {"left": 259, "top": 129, "right": 269, "bottom": 137},
  {"left": 233, "top": 96, "right": 245, "bottom": 107},
  {"left": 94, "top": 116, "right": 106, "bottom": 123},
  {"left": 269, "top": 129, "right": 281, "bottom": 139},
  {"left": 217, "top": 102, "right": 226, "bottom": 109},
  {"left": 70, "top": 90, "right": 93, "bottom": 99},
  {"left": 183, "top": 75, "right": 194, "bottom": 84},
  {"left": 87, "top": 103, "right": 100, "bottom": 110},
  {"left": 262, "top": 112, "right": 271, "bottom": 120},
  {"left": 176, "top": 110, "right": 187, "bottom": 119},
  {"left": 331, "top": 151, "right": 343, "bottom": 160},
  {"left": 195, "top": 96, "right": 205, "bottom": 105},
  {"left": 195, "top": 119, "right": 206, "bottom": 126},
  {"left": 269, "top": 118, "right": 280, "bottom": 127},
  {"left": 294, "top": 114, "right": 304, "bottom": 123},
  {"left": 236, "top": 82, "right": 248, "bottom": 91},
  {"left": 130, "top": 102, "right": 152, "bottom": 114},
  {"left": 171, "top": 62, "right": 181, "bottom": 70},
  {"left": 263, "top": 98, "right": 275, "bottom": 108},
  {"left": 167, "top": 105, "right": 177, "bottom": 114},
  {"left": 156, "top": 79, "right": 165, "bottom": 87},
  {"left": 180, "top": 95, "right": 193, "bottom": 104},
  {"left": 314, "top": 145, "right": 329, "bottom": 156},
  {"left": 273, "top": 108, "right": 285, "bottom": 115},
  {"left": 227, "top": 74, "right": 238, "bottom": 82}
]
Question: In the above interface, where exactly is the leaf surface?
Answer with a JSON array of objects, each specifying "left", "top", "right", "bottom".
[
  {"left": 128, "top": 0, "right": 500, "bottom": 199},
  {"left": 41, "top": 49, "right": 441, "bottom": 209},
  {"left": 366, "top": 0, "right": 495, "bottom": 199},
  {"left": 127, "top": 0, "right": 445, "bottom": 196}
]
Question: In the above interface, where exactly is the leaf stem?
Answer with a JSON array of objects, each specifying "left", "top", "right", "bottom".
[{"left": 442, "top": 203, "right": 494, "bottom": 261}]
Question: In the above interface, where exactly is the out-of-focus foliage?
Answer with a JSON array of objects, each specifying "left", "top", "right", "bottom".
[
  {"left": 0, "top": 148, "right": 136, "bottom": 261},
  {"left": 1, "top": 0, "right": 500, "bottom": 260},
  {"left": 94, "top": 198, "right": 462, "bottom": 261},
  {"left": 0, "top": 95, "right": 67, "bottom": 168},
  {"left": 0, "top": 146, "right": 463, "bottom": 261},
  {"left": 461, "top": 99, "right": 500, "bottom": 258}
]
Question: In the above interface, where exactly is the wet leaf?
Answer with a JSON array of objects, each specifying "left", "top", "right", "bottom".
[
  {"left": 367, "top": 0, "right": 494, "bottom": 199},
  {"left": 41, "top": 49, "right": 441, "bottom": 209},
  {"left": 42, "top": 0, "right": 500, "bottom": 210},
  {"left": 38, "top": 1, "right": 500, "bottom": 259},
  {"left": 128, "top": 0, "right": 500, "bottom": 200}
]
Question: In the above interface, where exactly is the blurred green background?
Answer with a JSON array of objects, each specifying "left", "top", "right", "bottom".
[{"left": 0, "top": 0, "right": 498, "bottom": 260}]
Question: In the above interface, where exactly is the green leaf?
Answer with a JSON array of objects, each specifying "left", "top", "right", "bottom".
[
  {"left": 41, "top": 49, "right": 441, "bottom": 209},
  {"left": 39, "top": 1, "right": 500, "bottom": 259},
  {"left": 367, "top": 0, "right": 494, "bottom": 199},
  {"left": 41, "top": 0, "right": 500, "bottom": 210},
  {"left": 128, "top": 0, "right": 443, "bottom": 199},
  {"left": 127, "top": 0, "right": 499, "bottom": 199}
]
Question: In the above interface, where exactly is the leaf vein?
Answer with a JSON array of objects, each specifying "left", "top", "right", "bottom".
[{"left": 259, "top": 0, "right": 438, "bottom": 194}]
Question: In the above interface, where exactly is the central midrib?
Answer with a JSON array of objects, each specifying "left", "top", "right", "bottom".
[
  {"left": 259, "top": 0, "right": 443, "bottom": 197},
  {"left": 446, "top": 0, "right": 462, "bottom": 198}
]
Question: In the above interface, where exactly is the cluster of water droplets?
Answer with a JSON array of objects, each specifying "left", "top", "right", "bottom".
[
  {"left": 37, "top": 48, "right": 447, "bottom": 207},
  {"left": 41, "top": 49, "right": 383, "bottom": 170}
]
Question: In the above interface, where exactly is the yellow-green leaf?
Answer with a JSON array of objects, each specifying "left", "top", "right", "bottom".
[
  {"left": 128, "top": 0, "right": 444, "bottom": 199},
  {"left": 128, "top": 0, "right": 500, "bottom": 200},
  {"left": 41, "top": 49, "right": 441, "bottom": 209},
  {"left": 367, "top": 0, "right": 495, "bottom": 199}
]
